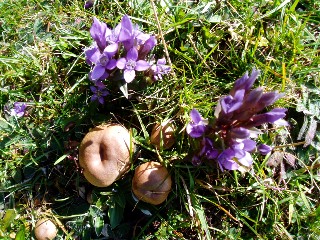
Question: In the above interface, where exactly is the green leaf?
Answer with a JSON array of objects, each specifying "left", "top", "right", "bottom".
[
  {"left": 108, "top": 203, "right": 124, "bottom": 229},
  {"left": 54, "top": 154, "right": 69, "bottom": 165},
  {"left": 191, "top": 195, "right": 211, "bottom": 239},
  {"left": 93, "top": 215, "right": 104, "bottom": 237},
  {"left": 1, "top": 209, "right": 16, "bottom": 231},
  {"left": 108, "top": 194, "right": 126, "bottom": 229},
  {"left": 15, "top": 226, "right": 26, "bottom": 240}
]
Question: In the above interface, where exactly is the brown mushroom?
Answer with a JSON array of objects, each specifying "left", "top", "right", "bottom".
[
  {"left": 150, "top": 120, "right": 175, "bottom": 149},
  {"left": 34, "top": 218, "right": 57, "bottom": 240},
  {"left": 79, "top": 124, "right": 134, "bottom": 187},
  {"left": 132, "top": 161, "right": 172, "bottom": 205}
]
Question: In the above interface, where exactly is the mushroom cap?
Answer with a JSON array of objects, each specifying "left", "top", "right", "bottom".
[
  {"left": 150, "top": 121, "right": 175, "bottom": 149},
  {"left": 79, "top": 124, "right": 134, "bottom": 187},
  {"left": 34, "top": 218, "right": 57, "bottom": 240},
  {"left": 132, "top": 161, "right": 172, "bottom": 205}
]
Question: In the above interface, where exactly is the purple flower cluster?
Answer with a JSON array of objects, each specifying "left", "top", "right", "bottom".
[
  {"left": 187, "top": 69, "right": 288, "bottom": 171},
  {"left": 10, "top": 102, "right": 27, "bottom": 118},
  {"left": 85, "top": 15, "right": 171, "bottom": 103}
]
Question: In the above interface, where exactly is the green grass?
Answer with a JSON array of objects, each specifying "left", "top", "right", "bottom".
[{"left": 1, "top": 0, "right": 320, "bottom": 239}]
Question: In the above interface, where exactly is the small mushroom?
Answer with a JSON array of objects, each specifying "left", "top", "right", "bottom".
[
  {"left": 132, "top": 161, "right": 172, "bottom": 205},
  {"left": 150, "top": 120, "right": 175, "bottom": 149},
  {"left": 79, "top": 124, "right": 134, "bottom": 187},
  {"left": 34, "top": 218, "right": 57, "bottom": 240}
]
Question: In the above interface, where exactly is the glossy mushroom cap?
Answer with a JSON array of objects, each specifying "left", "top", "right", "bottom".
[
  {"left": 132, "top": 161, "right": 172, "bottom": 205},
  {"left": 150, "top": 121, "right": 175, "bottom": 149},
  {"left": 34, "top": 218, "right": 57, "bottom": 240},
  {"left": 79, "top": 124, "right": 134, "bottom": 187}
]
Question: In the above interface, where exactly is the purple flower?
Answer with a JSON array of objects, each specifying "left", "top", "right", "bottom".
[
  {"left": 218, "top": 148, "right": 253, "bottom": 171},
  {"left": 116, "top": 47, "right": 150, "bottom": 83},
  {"left": 104, "top": 23, "right": 121, "bottom": 54},
  {"left": 119, "top": 15, "right": 151, "bottom": 51},
  {"left": 230, "top": 68, "right": 260, "bottom": 95},
  {"left": 90, "top": 17, "right": 108, "bottom": 51},
  {"left": 253, "top": 91, "right": 285, "bottom": 113},
  {"left": 200, "top": 137, "right": 219, "bottom": 159},
  {"left": 186, "top": 109, "right": 208, "bottom": 138},
  {"left": 257, "top": 144, "right": 272, "bottom": 155},
  {"left": 241, "top": 139, "right": 257, "bottom": 152},
  {"left": 118, "top": 15, "right": 134, "bottom": 47},
  {"left": 85, "top": 45, "right": 117, "bottom": 80},
  {"left": 220, "top": 89, "right": 245, "bottom": 114},
  {"left": 84, "top": 0, "right": 94, "bottom": 9},
  {"left": 230, "top": 127, "right": 250, "bottom": 139},
  {"left": 244, "top": 108, "right": 287, "bottom": 128},
  {"left": 231, "top": 139, "right": 256, "bottom": 152},
  {"left": 187, "top": 68, "right": 287, "bottom": 172},
  {"left": 139, "top": 36, "right": 157, "bottom": 59},
  {"left": 150, "top": 58, "right": 171, "bottom": 81},
  {"left": 90, "top": 85, "right": 110, "bottom": 104},
  {"left": 10, "top": 102, "right": 27, "bottom": 117}
]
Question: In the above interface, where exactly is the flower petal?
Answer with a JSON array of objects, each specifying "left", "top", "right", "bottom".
[
  {"left": 124, "top": 69, "right": 136, "bottom": 83},
  {"left": 119, "top": 28, "right": 132, "bottom": 43},
  {"left": 91, "top": 94, "right": 98, "bottom": 102},
  {"left": 116, "top": 58, "right": 126, "bottom": 69},
  {"left": 91, "top": 65, "right": 106, "bottom": 80},
  {"left": 230, "top": 127, "right": 250, "bottom": 139},
  {"left": 90, "top": 86, "right": 97, "bottom": 93},
  {"left": 126, "top": 48, "right": 138, "bottom": 61},
  {"left": 85, "top": 45, "right": 100, "bottom": 65},
  {"left": 90, "top": 17, "right": 107, "bottom": 50},
  {"left": 242, "top": 139, "right": 256, "bottom": 152},
  {"left": 237, "top": 151, "right": 253, "bottom": 167},
  {"left": 135, "top": 60, "right": 150, "bottom": 71},
  {"left": 190, "top": 109, "right": 202, "bottom": 123},
  {"left": 106, "top": 59, "right": 117, "bottom": 70},
  {"left": 121, "top": 15, "right": 133, "bottom": 34},
  {"left": 104, "top": 43, "right": 118, "bottom": 56},
  {"left": 98, "top": 97, "right": 105, "bottom": 104},
  {"left": 186, "top": 123, "right": 206, "bottom": 138},
  {"left": 257, "top": 144, "right": 272, "bottom": 155}
]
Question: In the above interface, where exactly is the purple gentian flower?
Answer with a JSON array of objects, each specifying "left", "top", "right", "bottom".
[
  {"left": 84, "top": 0, "right": 94, "bottom": 9},
  {"left": 253, "top": 91, "right": 285, "bottom": 113},
  {"left": 10, "top": 102, "right": 27, "bottom": 117},
  {"left": 244, "top": 108, "right": 287, "bottom": 128},
  {"left": 231, "top": 139, "right": 256, "bottom": 152},
  {"left": 150, "top": 58, "right": 171, "bottom": 81},
  {"left": 230, "top": 68, "right": 260, "bottom": 95},
  {"left": 186, "top": 109, "right": 208, "bottom": 138},
  {"left": 139, "top": 36, "right": 157, "bottom": 59},
  {"left": 200, "top": 137, "right": 219, "bottom": 159},
  {"left": 85, "top": 45, "right": 117, "bottom": 80},
  {"left": 118, "top": 15, "right": 137, "bottom": 51},
  {"left": 119, "top": 15, "right": 150, "bottom": 51},
  {"left": 257, "top": 144, "right": 272, "bottom": 155},
  {"left": 90, "top": 17, "right": 108, "bottom": 51},
  {"left": 230, "top": 127, "right": 250, "bottom": 139},
  {"left": 90, "top": 85, "right": 110, "bottom": 104},
  {"left": 220, "top": 89, "right": 245, "bottom": 114},
  {"left": 116, "top": 47, "right": 150, "bottom": 83},
  {"left": 104, "top": 23, "right": 121, "bottom": 54},
  {"left": 218, "top": 148, "right": 253, "bottom": 171}
]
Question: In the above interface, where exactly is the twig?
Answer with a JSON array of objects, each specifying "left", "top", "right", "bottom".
[
  {"left": 273, "top": 141, "right": 305, "bottom": 149},
  {"left": 187, "top": 35, "right": 211, "bottom": 71},
  {"left": 150, "top": 0, "right": 176, "bottom": 78}
]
